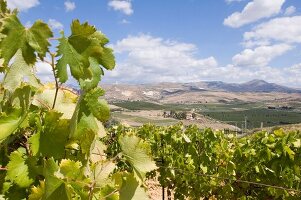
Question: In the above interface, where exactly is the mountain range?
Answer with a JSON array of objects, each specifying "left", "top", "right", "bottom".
[
  {"left": 102, "top": 79, "right": 301, "bottom": 103},
  {"left": 200, "top": 79, "right": 300, "bottom": 93}
]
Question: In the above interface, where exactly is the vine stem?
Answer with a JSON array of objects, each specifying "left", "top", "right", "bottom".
[
  {"left": 50, "top": 52, "right": 59, "bottom": 109},
  {"left": 99, "top": 189, "right": 118, "bottom": 199},
  {"left": 0, "top": 167, "right": 7, "bottom": 171},
  {"left": 88, "top": 182, "right": 96, "bottom": 200}
]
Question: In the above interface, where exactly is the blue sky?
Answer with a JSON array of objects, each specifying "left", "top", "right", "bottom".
[{"left": 8, "top": 0, "right": 301, "bottom": 87}]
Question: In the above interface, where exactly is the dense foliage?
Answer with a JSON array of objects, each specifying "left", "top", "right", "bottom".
[
  {"left": 0, "top": 1, "right": 156, "bottom": 199},
  {"left": 104, "top": 124, "right": 301, "bottom": 200},
  {"left": 1, "top": 1, "right": 300, "bottom": 199}
]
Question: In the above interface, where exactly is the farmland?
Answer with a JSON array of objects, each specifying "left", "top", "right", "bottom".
[{"left": 112, "top": 101, "right": 301, "bottom": 129}]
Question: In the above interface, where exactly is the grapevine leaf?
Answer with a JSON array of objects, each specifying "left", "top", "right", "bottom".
[
  {"left": 56, "top": 35, "right": 89, "bottom": 83},
  {"left": 41, "top": 112, "right": 69, "bottom": 159},
  {"left": 3, "top": 185, "right": 27, "bottom": 200},
  {"left": 32, "top": 85, "right": 77, "bottom": 119},
  {"left": 26, "top": 20, "right": 53, "bottom": 60},
  {"left": 78, "top": 129, "right": 96, "bottom": 154},
  {"left": 119, "top": 174, "right": 149, "bottom": 200},
  {"left": 43, "top": 158, "right": 59, "bottom": 178},
  {"left": 28, "top": 133, "right": 40, "bottom": 156},
  {"left": 99, "top": 186, "right": 119, "bottom": 200},
  {"left": 42, "top": 159, "right": 71, "bottom": 200},
  {"left": 71, "top": 111, "right": 98, "bottom": 139},
  {"left": 0, "top": 109, "right": 23, "bottom": 142},
  {"left": 3, "top": 50, "right": 40, "bottom": 92},
  {"left": 0, "top": 0, "right": 10, "bottom": 16},
  {"left": 11, "top": 85, "right": 33, "bottom": 111},
  {"left": 6, "top": 150, "right": 33, "bottom": 188},
  {"left": 94, "top": 160, "right": 116, "bottom": 187},
  {"left": 59, "top": 159, "right": 83, "bottom": 180},
  {"left": 98, "top": 47, "right": 115, "bottom": 70},
  {"left": 119, "top": 135, "right": 157, "bottom": 180},
  {"left": 28, "top": 181, "right": 45, "bottom": 200},
  {"left": 0, "top": 15, "right": 52, "bottom": 66},
  {"left": 68, "top": 20, "right": 102, "bottom": 58},
  {"left": 84, "top": 88, "right": 110, "bottom": 122},
  {"left": 68, "top": 20, "right": 111, "bottom": 67},
  {"left": 79, "top": 57, "right": 103, "bottom": 91},
  {"left": 30, "top": 111, "right": 69, "bottom": 159},
  {"left": 43, "top": 176, "right": 71, "bottom": 200},
  {"left": 292, "top": 139, "right": 301, "bottom": 148},
  {"left": 90, "top": 140, "right": 107, "bottom": 163},
  {"left": 284, "top": 146, "right": 295, "bottom": 160},
  {"left": 56, "top": 20, "right": 115, "bottom": 83}
]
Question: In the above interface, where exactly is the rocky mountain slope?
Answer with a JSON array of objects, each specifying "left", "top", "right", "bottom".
[{"left": 101, "top": 80, "right": 301, "bottom": 103}]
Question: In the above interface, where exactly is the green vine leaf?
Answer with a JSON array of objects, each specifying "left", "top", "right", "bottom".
[
  {"left": 119, "top": 135, "right": 157, "bottom": 180},
  {"left": 0, "top": 86, "right": 32, "bottom": 142},
  {"left": 6, "top": 150, "right": 34, "bottom": 188},
  {"left": 56, "top": 20, "right": 115, "bottom": 84},
  {"left": 3, "top": 50, "right": 40, "bottom": 92},
  {"left": 79, "top": 57, "right": 103, "bottom": 91},
  {"left": 98, "top": 47, "right": 115, "bottom": 71},
  {"left": 94, "top": 160, "right": 116, "bottom": 187},
  {"left": 84, "top": 88, "right": 110, "bottom": 122},
  {"left": 0, "top": 0, "right": 11, "bottom": 16},
  {"left": 28, "top": 181, "right": 45, "bottom": 200},
  {"left": 29, "top": 111, "right": 69, "bottom": 159},
  {"left": 0, "top": 109, "right": 23, "bottom": 142},
  {"left": 32, "top": 85, "right": 77, "bottom": 119},
  {"left": 0, "top": 14, "right": 52, "bottom": 66},
  {"left": 56, "top": 35, "right": 88, "bottom": 83},
  {"left": 58, "top": 159, "right": 83, "bottom": 180},
  {"left": 43, "top": 176, "right": 71, "bottom": 200},
  {"left": 119, "top": 174, "right": 149, "bottom": 200}
]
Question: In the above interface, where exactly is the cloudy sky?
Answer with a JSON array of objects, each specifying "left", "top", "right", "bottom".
[{"left": 9, "top": 0, "right": 301, "bottom": 87}]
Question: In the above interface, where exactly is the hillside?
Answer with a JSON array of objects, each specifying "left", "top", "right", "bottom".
[{"left": 102, "top": 80, "right": 301, "bottom": 104}]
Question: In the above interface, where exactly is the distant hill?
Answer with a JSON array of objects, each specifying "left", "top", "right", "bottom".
[
  {"left": 101, "top": 80, "right": 301, "bottom": 103},
  {"left": 203, "top": 79, "right": 301, "bottom": 93}
]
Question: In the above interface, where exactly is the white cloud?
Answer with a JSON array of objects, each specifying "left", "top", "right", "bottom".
[
  {"left": 7, "top": 0, "right": 39, "bottom": 11},
  {"left": 36, "top": 59, "right": 77, "bottom": 85},
  {"left": 219, "top": 65, "right": 286, "bottom": 85},
  {"left": 285, "top": 63, "right": 301, "bottom": 75},
  {"left": 224, "top": 0, "right": 285, "bottom": 28},
  {"left": 244, "top": 16, "right": 301, "bottom": 46},
  {"left": 232, "top": 44, "right": 293, "bottom": 67},
  {"left": 284, "top": 6, "right": 296, "bottom": 16},
  {"left": 35, "top": 61, "right": 53, "bottom": 82},
  {"left": 64, "top": 1, "right": 76, "bottom": 12},
  {"left": 104, "top": 34, "right": 218, "bottom": 83},
  {"left": 120, "top": 19, "right": 130, "bottom": 24},
  {"left": 99, "top": 34, "right": 301, "bottom": 87},
  {"left": 48, "top": 19, "right": 64, "bottom": 31},
  {"left": 108, "top": 0, "right": 133, "bottom": 15},
  {"left": 102, "top": 34, "right": 301, "bottom": 87},
  {"left": 282, "top": 63, "right": 301, "bottom": 87}
]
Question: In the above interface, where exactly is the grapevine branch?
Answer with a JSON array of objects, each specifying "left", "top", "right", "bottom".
[
  {"left": 99, "top": 189, "right": 118, "bottom": 200},
  {"left": 50, "top": 52, "right": 59, "bottom": 109},
  {"left": 0, "top": 167, "right": 7, "bottom": 171},
  {"left": 157, "top": 165, "right": 301, "bottom": 193}
]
